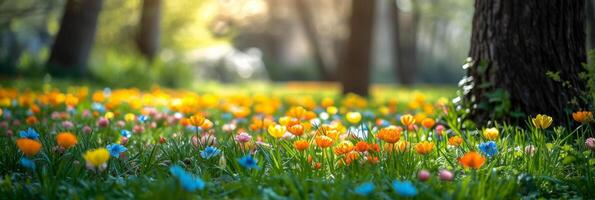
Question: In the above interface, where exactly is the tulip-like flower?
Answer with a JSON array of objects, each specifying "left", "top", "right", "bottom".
[
  {"left": 586, "top": 137, "right": 595, "bottom": 151},
  {"left": 268, "top": 124, "right": 287, "bottom": 138},
  {"left": 400, "top": 114, "right": 415, "bottom": 127},
  {"left": 458, "top": 151, "right": 485, "bottom": 169},
  {"left": 483, "top": 128, "right": 499, "bottom": 140},
  {"left": 346, "top": 112, "right": 362, "bottom": 124},
  {"left": 532, "top": 114, "right": 553, "bottom": 129},
  {"left": 572, "top": 111, "right": 592, "bottom": 124},
  {"left": 377, "top": 126, "right": 401, "bottom": 143},
  {"left": 294, "top": 140, "right": 309, "bottom": 151},
  {"left": 415, "top": 141, "right": 434, "bottom": 155}
]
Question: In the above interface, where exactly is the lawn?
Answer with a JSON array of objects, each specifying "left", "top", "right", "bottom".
[{"left": 0, "top": 82, "right": 593, "bottom": 199}]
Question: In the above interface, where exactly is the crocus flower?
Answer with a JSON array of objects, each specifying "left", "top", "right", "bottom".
[
  {"left": 439, "top": 169, "right": 454, "bottom": 181},
  {"left": 415, "top": 141, "right": 434, "bottom": 155},
  {"left": 483, "top": 128, "right": 499, "bottom": 140},
  {"left": 20, "top": 157, "right": 35, "bottom": 171},
  {"left": 479, "top": 141, "right": 498, "bottom": 157},
  {"left": 238, "top": 155, "right": 259, "bottom": 169},
  {"left": 418, "top": 169, "right": 430, "bottom": 182},
  {"left": 392, "top": 180, "right": 417, "bottom": 197},
  {"left": 170, "top": 165, "right": 205, "bottom": 192},
  {"left": 62, "top": 121, "right": 74, "bottom": 129},
  {"left": 268, "top": 124, "right": 286, "bottom": 138},
  {"left": 400, "top": 114, "right": 415, "bottom": 127},
  {"left": 106, "top": 144, "right": 127, "bottom": 158},
  {"left": 524, "top": 145, "right": 537, "bottom": 156},
  {"left": 19, "top": 128, "right": 39, "bottom": 139},
  {"left": 354, "top": 182, "right": 375, "bottom": 196},
  {"left": 294, "top": 140, "right": 309, "bottom": 151},
  {"left": 532, "top": 114, "right": 552, "bottom": 129},
  {"left": 586, "top": 137, "right": 595, "bottom": 151},
  {"left": 97, "top": 117, "right": 109, "bottom": 128},
  {"left": 235, "top": 132, "right": 252, "bottom": 143},
  {"left": 121, "top": 130, "right": 132, "bottom": 138},
  {"left": 83, "top": 126, "right": 93, "bottom": 134},
  {"left": 200, "top": 146, "right": 222, "bottom": 159},
  {"left": 421, "top": 118, "right": 435, "bottom": 129}
]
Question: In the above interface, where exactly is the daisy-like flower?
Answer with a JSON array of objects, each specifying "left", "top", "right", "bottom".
[
  {"left": 238, "top": 155, "right": 259, "bottom": 169},
  {"left": 169, "top": 165, "right": 205, "bottom": 192},
  {"left": 56, "top": 132, "right": 77, "bottom": 149},
  {"left": 200, "top": 146, "right": 222, "bottom": 159},
  {"left": 106, "top": 144, "right": 127, "bottom": 158},
  {"left": 19, "top": 128, "right": 39, "bottom": 139},
  {"left": 121, "top": 130, "right": 132, "bottom": 138},
  {"left": 479, "top": 141, "right": 498, "bottom": 157}
]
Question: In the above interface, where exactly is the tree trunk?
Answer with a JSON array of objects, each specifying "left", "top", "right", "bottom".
[
  {"left": 587, "top": 0, "right": 595, "bottom": 50},
  {"left": 293, "top": 0, "right": 335, "bottom": 81},
  {"left": 391, "top": 1, "right": 419, "bottom": 86},
  {"left": 340, "top": 0, "right": 375, "bottom": 97},
  {"left": 47, "top": 0, "right": 103, "bottom": 77},
  {"left": 136, "top": 0, "right": 161, "bottom": 61},
  {"left": 464, "top": 0, "right": 587, "bottom": 125}
]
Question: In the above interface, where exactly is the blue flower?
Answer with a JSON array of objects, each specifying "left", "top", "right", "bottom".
[
  {"left": 354, "top": 182, "right": 375, "bottom": 196},
  {"left": 479, "top": 141, "right": 498, "bottom": 157},
  {"left": 19, "top": 128, "right": 39, "bottom": 140},
  {"left": 392, "top": 180, "right": 417, "bottom": 197},
  {"left": 169, "top": 165, "right": 205, "bottom": 192},
  {"left": 121, "top": 130, "right": 132, "bottom": 138},
  {"left": 200, "top": 146, "right": 221, "bottom": 159},
  {"left": 106, "top": 144, "right": 127, "bottom": 158},
  {"left": 20, "top": 157, "right": 35, "bottom": 171},
  {"left": 238, "top": 155, "right": 259, "bottom": 170},
  {"left": 138, "top": 115, "right": 149, "bottom": 123},
  {"left": 92, "top": 103, "right": 106, "bottom": 113}
]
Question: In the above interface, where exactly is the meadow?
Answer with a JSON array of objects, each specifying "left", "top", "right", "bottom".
[{"left": 0, "top": 83, "right": 593, "bottom": 199}]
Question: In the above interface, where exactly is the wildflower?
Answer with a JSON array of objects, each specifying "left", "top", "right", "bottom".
[
  {"left": 334, "top": 141, "right": 354, "bottom": 155},
  {"left": 287, "top": 124, "right": 304, "bottom": 136},
  {"left": 354, "top": 182, "right": 375, "bottom": 196},
  {"left": 483, "top": 128, "right": 499, "bottom": 140},
  {"left": 83, "top": 126, "right": 92, "bottom": 134},
  {"left": 479, "top": 141, "right": 498, "bottom": 157},
  {"left": 268, "top": 124, "right": 287, "bottom": 138},
  {"left": 26, "top": 116, "right": 37, "bottom": 125},
  {"left": 56, "top": 132, "right": 77, "bottom": 149},
  {"left": 169, "top": 165, "right": 205, "bottom": 192},
  {"left": 125, "top": 113, "right": 136, "bottom": 122},
  {"left": 421, "top": 118, "right": 435, "bottom": 129},
  {"left": 415, "top": 141, "right": 434, "bottom": 155},
  {"left": 344, "top": 151, "right": 360, "bottom": 165},
  {"left": 572, "top": 111, "right": 592, "bottom": 123},
  {"left": 354, "top": 141, "right": 369, "bottom": 152},
  {"left": 235, "top": 132, "right": 252, "bottom": 143},
  {"left": 121, "top": 130, "right": 132, "bottom": 138},
  {"left": 238, "top": 155, "right": 259, "bottom": 169},
  {"left": 438, "top": 169, "right": 454, "bottom": 181},
  {"left": 448, "top": 136, "right": 463, "bottom": 146},
  {"left": 400, "top": 114, "right": 415, "bottom": 127},
  {"left": 315, "top": 135, "right": 333, "bottom": 148},
  {"left": 458, "top": 151, "right": 485, "bottom": 169},
  {"left": 20, "top": 157, "right": 35, "bottom": 171},
  {"left": 532, "top": 114, "right": 552, "bottom": 129},
  {"left": 97, "top": 117, "right": 109, "bottom": 128},
  {"left": 346, "top": 112, "right": 362, "bottom": 124},
  {"left": 19, "top": 128, "right": 39, "bottom": 139},
  {"left": 138, "top": 115, "right": 149, "bottom": 123},
  {"left": 106, "top": 144, "right": 127, "bottom": 158},
  {"left": 585, "top": 137, "right": 595, "bottom": 151},
  {"left": 435, "top": 125, "right": 445, "bottom": 136},
  {"left": 83, "top": 148, "right": 110, "bottom": 170},
  {"left": 62, "top": 121, "right": 74, "bottom": 129},
  {"left": 189, "top": 114, "right": 206, "bottom": 127},
  {"left": 200, "top": 146, "right": 222, "bottom": 159},
  {"left": 524, "top": 145, "right": 537, "bottom": 156},
  {"left": 392, "top": 180, "right": 417, "bottom": 197},
  {"left": 16, "top": 138, "right": 42, "bottom": 157},
  {"left": 418, "top": 170, "right": 430, "bottom": 182},
  {"left": 159, "top": 136, "right": 166, "bottom": 144},
  {"left": 294, "top": 140, "right": 309, "bottom": 151},
  {"left": 377, "top": 126, "right": 401, "bottom": 143}
]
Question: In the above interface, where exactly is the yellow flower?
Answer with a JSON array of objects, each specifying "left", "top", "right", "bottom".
[
  {"left": 483, "top": 128, "right": 499, "bottom": 140},
  {"left": 124, "top": 113, "right": 136, "bottom": 122},
  {"left": 415, "top": 141, "right": 434, "bottom": 155},
  {"left": 268, "top": 124, "right": 287, "bottom": 138},
  {"left": 189, "top": 114, "right": 206, "bottom": 127},
  {"left": 326, "top": 106, "right": 338, "bottom": 115},
  {"left": 345, "top": 112, "right": 362, "bottom": 124},
  {"left": 532, "top": 114, "right": 553, "bottom": 129},
  {"left": 400, "top": 114, "right": 415, "bottom": 127},
  {"left": 104, "top": 112, "right": 115, "bottom": 120},
  {"left": 83, "top": 148, "right": 110, "bottom": 167}
]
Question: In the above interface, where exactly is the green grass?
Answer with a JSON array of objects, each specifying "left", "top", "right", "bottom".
[{"left": 0, "top": 82, "right": 593, "bottom": 199}]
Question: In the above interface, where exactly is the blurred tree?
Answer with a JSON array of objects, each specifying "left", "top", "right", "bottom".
[
  {"left": 587, "top": 0, "right": 595, "bottom": 50},
  {"left": 340, "top": 0, "right": 375, "bottom": 96},
  {"left": 463, "top": 0, "right": 588, "bottom": 125},
  {"left": 391, "top": 0, "right": 420, "bottom": 86},
  {"left": 136, "top": 0, "right": 161, "bottom": 61},
  {"left": 47, "top": 0, "right": 103, "bottom": 77}
]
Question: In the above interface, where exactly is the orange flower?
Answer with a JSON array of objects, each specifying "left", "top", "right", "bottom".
[
  {"left": 201, "top": 119, "right": 214, "bottom": 130},
  {"left": 384, "top": 141, "right": 409, "bottom": 153},
  {"left": 572, "top": 111, "right": 593, "bottom": 123},
  {"left": 400, "top": 114, "right": 415, "bottom": 126},
  {"left": 415, "top": 141, "right": 434, "bottom": 155},
  {"left": 286, "top": 106, "right": 306, "bottom": 119},
  {"left": 26, "top": 116, "right": 38, "bottom": 125},
  {"left": 56, "top": 132, "right": 77, "bottom": 149},
  {"left": 367, "top": 155, "right": 380, "bottom": 164},
  {"left": 458, "top": 151, "right": 485, "bottom": 169},
  {"left": 369, "top": 143, "right": 380, "bottom": 152},
  {"left": 334, "top": 141, "right": 354, "bottom": 155},
  {"left": 189, "top": 114, "right": 206, "bottom": 127},
  {"left": 421, "top": 118, "right": 435, "bottom": 129},
  {"left": 344, "top": 151, "right": 360, "bottom": 165},
  {"left": 315, "top": 135, "right": 333, "bottom": 148},
  {"left": 354, "top": 141, "right": 369, "bottom": 152},
  {"left": 294, "top": 140, "right": 309, "bottom": 151},
  {"left": 448, "top": 136, "right": 463, "bottom": 146},
  {"left": 377, "top": 126, "right": 402, "bottom": 143},
  {"left": 288, "top": 124, "right": 304, "bottom": 136},
  {"left": 16, "top": 138, "right": 42, "bottom": 157}
]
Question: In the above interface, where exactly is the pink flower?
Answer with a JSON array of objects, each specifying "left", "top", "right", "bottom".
[
  {"left": 235, "top": 132, "right": 252, "bottom": 143},
  {"left": 12, "top": 120, "right": 21, "bottom": 126},
  {"left": 51, "top": 112, "right": 60, "bottom": 120},
  {"left": 192, "top": 135, "right": 218, "bottom": 147},
  {"left": 83, "top": 126, "right": 93, "bottom": 134},
  {"left": 133, "top": 125, "right": 144, "bottom": 133},
  {"left": 5, "top": 130, "right": 13, "bottom": 137},
  {"left": 97, "top": 118, "right": 109, "bottom": 128},
  {"left": 117, "top": 120, "right": 126, "bottom": 128},
  {"left": 150, "top": 122, "right": 157, "bottom": 129},
  {"left": 82, "top": 110, "right": 91, "bottom": 118},
  {"left": 438, "top": 169, "right": 454, "bottom": 181},
  {"left": 0, "top": 121, "right": 8, "bottom": 129},
  {"left": 435, "top": 125, "right": 445, "bottom": 136},
  {"left": 121, "top": 137, "right": 129, "bottom": 145},
  {"left": 586, "top": 137, "right": 595, "bottom": 151},
  {"left": 62, "top": 121, "right": 74, "bottom": 129},
  {"left": 418, "top": 169, "right": 430, "bottom": 182}
]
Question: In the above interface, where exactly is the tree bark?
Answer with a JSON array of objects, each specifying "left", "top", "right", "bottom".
[
  {"left": 464, "top": 0, "right": 588, "bottom": 125},
  {"left": 587, "top": 0, "right": 595, "bottom": 50},
  {"left": 47, "top": 0, "right": 103, "bottom": 77},
  {"left": 391, "top": 1, "right": 419, "bottom": 86},
  {"left": 136, "top": 0, "right": 161, "bottom": 61},
  {"left": 340, "top": 0, "right": 375, "bottom": 97},
  {"left": 293, "top": 0, "right": 335, "bottom": 81}
]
